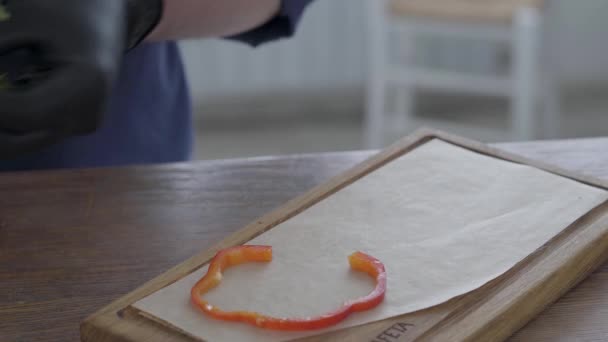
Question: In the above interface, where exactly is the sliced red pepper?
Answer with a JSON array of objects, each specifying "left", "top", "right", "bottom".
[{"left": 190, "top": 245, "right": 387, "bottom": 331}]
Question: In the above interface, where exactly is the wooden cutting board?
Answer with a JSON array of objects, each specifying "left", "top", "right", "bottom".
[{"left": 80, "top": 129, "right": 608, "bottom": 342}]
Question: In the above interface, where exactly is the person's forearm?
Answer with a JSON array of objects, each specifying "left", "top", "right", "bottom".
[{"left": 146, "top": 0, "right": 281, "bottom": 41}]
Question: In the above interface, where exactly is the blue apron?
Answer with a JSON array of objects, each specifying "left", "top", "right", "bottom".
[{"left": 0, "top": 42, "right": 193, "bottom": 171}]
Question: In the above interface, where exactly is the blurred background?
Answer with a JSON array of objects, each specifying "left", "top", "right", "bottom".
[{"left": 180, "top": 0, "right": 608, "bottom": 160}]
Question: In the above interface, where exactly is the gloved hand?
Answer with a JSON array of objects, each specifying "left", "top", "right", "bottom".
[{"left": 0, "top": 0, "right": 163, "bottom": 159}]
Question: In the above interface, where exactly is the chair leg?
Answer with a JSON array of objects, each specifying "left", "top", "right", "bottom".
[
  {"left": 366, "top": 75, "right": 387, "bottom": 149},
  {"left": 393, "top": 85, "right": 414, "bottom": 133},
  {"left": 392, "top": 27, "right": 416, "bottom": 134},
  {"left": 365, "top": 0, "right": 388, "bottom": 149},
  {"left": 541, "top": 72, "right": 561, "bottom": 139},
  {"left": 511, "top": 7, "right": 541, "bottom": 141}
]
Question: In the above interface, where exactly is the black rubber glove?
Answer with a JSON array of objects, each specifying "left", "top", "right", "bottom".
[{"left": 0, "top": 0, "right": 163, "bottom": 160}]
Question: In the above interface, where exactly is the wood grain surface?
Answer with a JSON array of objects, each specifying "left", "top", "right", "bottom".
[{"left": 1, "top": 136, "right": 608, "bottom": 342}]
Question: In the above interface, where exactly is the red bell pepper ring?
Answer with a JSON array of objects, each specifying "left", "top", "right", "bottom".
[{"left": 190, "top": 245, "right": 387, "bottom": 331}]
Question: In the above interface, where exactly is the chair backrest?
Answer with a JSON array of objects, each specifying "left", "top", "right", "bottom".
[{"left": 389, "top": 0, "right": 545, "bottom": 22}]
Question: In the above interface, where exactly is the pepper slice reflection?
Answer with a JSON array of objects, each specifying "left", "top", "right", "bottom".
[{"left": 190, "top": 245, "right": 387, "bottom": 331}]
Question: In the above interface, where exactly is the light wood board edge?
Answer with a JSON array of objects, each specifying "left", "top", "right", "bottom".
[
  {"left": 80, "top": 128, "right": 608, "bottom": 342},
  {"left": 388, "top": 0, "right": 544, "bottom": 23}
]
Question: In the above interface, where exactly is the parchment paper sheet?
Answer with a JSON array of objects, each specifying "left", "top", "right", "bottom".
[{"left": 133, "top": 139, "right": 608, "bottom": 342}]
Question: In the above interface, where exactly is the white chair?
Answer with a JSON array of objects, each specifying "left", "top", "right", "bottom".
[{"left": 365, "top": 0, "right": 559, "bottom": 148}]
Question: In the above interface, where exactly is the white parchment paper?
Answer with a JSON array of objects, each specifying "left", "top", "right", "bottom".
[{"left": 133, "top": 139, "right": 608, "bottom": 342}]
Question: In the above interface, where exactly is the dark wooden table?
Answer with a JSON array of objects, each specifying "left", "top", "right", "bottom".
[{"left": 2, "top": 138, "right": 608, "bottom": 342}]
